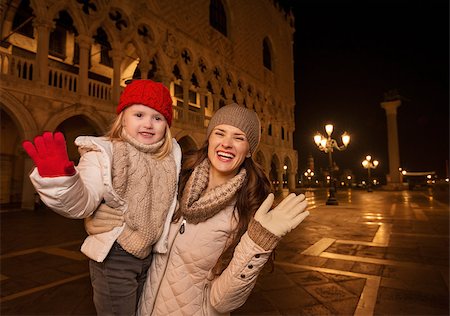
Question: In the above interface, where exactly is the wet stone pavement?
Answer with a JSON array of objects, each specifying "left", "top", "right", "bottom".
[{"left": 1, "top": 187, "right": 449, "bottom": 315}]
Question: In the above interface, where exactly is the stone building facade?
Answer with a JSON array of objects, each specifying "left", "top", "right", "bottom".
[{"left": 0, "top": 0, "right": 298, "bottom": 209}]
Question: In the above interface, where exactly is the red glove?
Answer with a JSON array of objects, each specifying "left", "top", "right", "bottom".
[{"left": 22, "top": 132, "right": 75, "bottom": 177}]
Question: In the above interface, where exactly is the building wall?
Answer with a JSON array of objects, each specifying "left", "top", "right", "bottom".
[{"left": 0, "top": 0, "right": 299, "bottom": 208}]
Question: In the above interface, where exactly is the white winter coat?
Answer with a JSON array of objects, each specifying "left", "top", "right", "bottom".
[{"left": 29, "top": 136, "right": 182, "bottom": 262}]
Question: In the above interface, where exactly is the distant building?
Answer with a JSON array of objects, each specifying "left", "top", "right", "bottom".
[{"left": 1, "top": 0, "right": 298, "bottom": 208}]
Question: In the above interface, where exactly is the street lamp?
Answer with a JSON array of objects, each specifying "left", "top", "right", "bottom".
[
  {"left": 304, "top": 169, "right": 314, "bottom": 187},
  {"left": 314, "top": 124, "right": 350, "bottom": 205},
  {"left": 362, "top": 155, "right": 379, "bottom": 192}
]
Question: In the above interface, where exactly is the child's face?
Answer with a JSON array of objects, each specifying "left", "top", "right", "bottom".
[{"left": 122, "top": 104, "right": 168, "bottom": 145}]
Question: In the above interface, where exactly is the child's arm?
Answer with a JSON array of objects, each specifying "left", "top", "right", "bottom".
[{"left": 23, "top": 132, "right": 104, "bottom": 218}]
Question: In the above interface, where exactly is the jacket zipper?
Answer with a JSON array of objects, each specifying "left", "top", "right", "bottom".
[
  {"left": 202, "top": 282, "right": 208, "bottom": 316},
  {"left": 150, "top": 218, "right": 185, "bottom": 312},
  {"left": 179, "top": 219, "right": 186, "bottom": 234}
]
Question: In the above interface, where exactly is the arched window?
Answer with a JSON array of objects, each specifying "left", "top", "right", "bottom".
[
  {"left": 12, "top": 0, "right": 34, "bottom": 38},
  {"left": 268, "top": 124, "right": 272, "bottom": 136},
  {"left": 281, "top": 127, "right": 285, "bottom": 140},
  {"left": 93, "top": 28, "right": 113, "bottom": 67},
  {"left": 49, "top": 11, "right": 77, "bottom": 59},
  {"left": 209, "top": 0, "right": 227, "bottom": 36},
  {"left": 263, "top": 37, "right": 272, "bottom": 70}
]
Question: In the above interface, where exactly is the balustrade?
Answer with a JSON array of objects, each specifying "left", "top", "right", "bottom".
[
  {"left": 173, "top": 106, "right": 207, "bottom": 128},
  {"left": 0, "top": 52, "right": 34, "bottom": 80},
  {"left": 0, "top": 51, "right": 112, "bottom": 102}
]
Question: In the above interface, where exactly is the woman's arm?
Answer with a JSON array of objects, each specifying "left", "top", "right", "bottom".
[
  {"left": 209, "top": 193, "right": 309, "bottom": 313},
  {"left": 208, "top": 227, "right": 275, "bottom": 313}
]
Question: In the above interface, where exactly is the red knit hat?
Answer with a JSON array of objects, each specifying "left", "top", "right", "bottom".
[{"left": 117, "top": 80, "right": 173, "bottom": 126}]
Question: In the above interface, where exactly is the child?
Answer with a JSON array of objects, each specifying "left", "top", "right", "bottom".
[{"left": 22, "top": 80, "right": 182, "bottom": 316}]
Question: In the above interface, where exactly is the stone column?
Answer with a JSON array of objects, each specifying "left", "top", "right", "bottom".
[
  {"left": 111, "top": 51, "right": 123, "bottom": 104},
  {"left": 182, "top": 80, "right": 191, "bottom": 108},
  {"left": 381, "top": 99, "right": 401, "bottom": 188},
  {"left": 277, "top": 170, "right": 284, "bottom": 191},
  {"left": 198, "top": 86, "right": 208, "bottom": 127},
  {"left": 33, "top": 18, "right": 53, "bottom": 84},
  {"left": 21, "top": 156, "right": 35, "bottom": 210},
  {"left": 158, "top": 74, "right": 171, "bottom": 88},
  {"left": 288, "top": 171, "right": 296, "bottom": 192},
  {"left": 76, "top": 35, "right": 92, "bottom": 96},
  {"left": 139, "top": 61, "right": 150, "bottom": 80}
]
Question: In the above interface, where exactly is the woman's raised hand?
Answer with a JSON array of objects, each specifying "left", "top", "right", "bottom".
[
  {"left": 85, "top": 204, "right": 125, "bottom": 235},
  {"left": 22, "top": 132, "right": 75, "bottom": 177},
  {"left": 254, "top": 193, "right": 309, "bottom": 237}
]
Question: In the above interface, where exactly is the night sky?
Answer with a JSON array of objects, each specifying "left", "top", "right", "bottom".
[{"left": 288, "top": 0, "right": 449, "bottom": 181}]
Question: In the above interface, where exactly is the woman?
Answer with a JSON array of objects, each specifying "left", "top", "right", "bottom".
[{"left": 87, "top": 103, "right": 309, "bottom": 315}]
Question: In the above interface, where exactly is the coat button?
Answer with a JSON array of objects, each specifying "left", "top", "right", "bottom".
[
  {"left": 255, "top": 254, "right": 260, "bottom": 258},
  {"left": 240, "top": 274, "right": 245, "bottom": 278},
  {"left": 248, "top": 264, "right": 253, "bottom": 269}
]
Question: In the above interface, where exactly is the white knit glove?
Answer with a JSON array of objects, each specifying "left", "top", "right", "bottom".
[
  {"left": 84, "top": 204, "right": 124, "bottom": 235},
  {"left": 254, "top": 193, "right": 309, "bottom": 237}
]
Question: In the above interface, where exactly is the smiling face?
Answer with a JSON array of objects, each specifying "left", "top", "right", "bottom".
[
  {"left": 207, "top": 124, "right": 251, "bottom": 184},
  {"left": 121, "top": 104, "right": 168, "bottom": 145}
]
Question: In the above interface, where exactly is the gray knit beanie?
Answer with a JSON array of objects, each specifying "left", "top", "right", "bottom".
[{"left": 206, "top": 103, "right": 261, "bottom": 155}]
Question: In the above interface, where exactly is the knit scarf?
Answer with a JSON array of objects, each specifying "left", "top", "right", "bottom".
[
  {"left": 112, "top": 130, "right": 177, "bottom": 259},
  {"left": 179, "top": 159, "right": 247, "bottom": 224}
]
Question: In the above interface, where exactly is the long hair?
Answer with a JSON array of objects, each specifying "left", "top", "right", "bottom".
[
  {"left": 105, "top": 111, "right": 173, "bottom": 159},
  {"left": 174, "top": 141, "right": 272, "bottom": 276}
]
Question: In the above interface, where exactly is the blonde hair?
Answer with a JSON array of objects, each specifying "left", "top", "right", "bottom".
[{"left": 106, "top": 111, "right": 173, "bottom": 159}]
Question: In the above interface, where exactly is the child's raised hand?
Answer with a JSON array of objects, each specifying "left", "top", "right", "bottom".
[{"left": 22, "top": 132, "right": 75, "bottom": 177}]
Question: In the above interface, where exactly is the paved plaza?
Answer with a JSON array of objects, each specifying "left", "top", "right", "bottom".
[{"left": 1, "top": 186, "right": 449, "bottom": 315}]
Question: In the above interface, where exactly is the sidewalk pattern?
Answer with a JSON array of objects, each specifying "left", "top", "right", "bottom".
[
  {"left": 1, "top": 189, "right": 449, "bottom": 315},
  {"left": 233, "top": 190, "right": 449, "bottom": 315}
]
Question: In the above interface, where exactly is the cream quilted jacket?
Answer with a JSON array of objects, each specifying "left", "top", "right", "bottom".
[{"left": 138, "top": 203, "right": 276, "bottom": 316}]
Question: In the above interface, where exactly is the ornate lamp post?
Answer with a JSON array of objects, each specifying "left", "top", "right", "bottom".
[
  {"left": 304, "top": 169, "right": 314, "bottom": 187},
  {"left": 314, "top": 124, "right": 350, "bottom": 205},
  {"left": 362, "top": 155, "right": 379, "bottom": 192}
]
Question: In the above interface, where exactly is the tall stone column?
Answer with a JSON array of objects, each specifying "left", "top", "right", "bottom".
[
  {"left": 288, "top": 171, "right": 296, "bottom": 192},
  {"left": 76, "top": 35, "right": 92, "bottom": 96},
  {"left": 137, "top": 60, "right": 150, "bottom": 80},
  {"left": 21, "top": 156, "right": 35, "bottom": 210},
  {"left": 33, "top": 18, "right": 53, "bottom": 84},
  {"left": 158, "top": 74, "right": 171, "bottom": 88},
  {"left": 111, "top": 51, "right": 123, "bottom": 104},
  {"left": 182, "top": 80, "right": 191, "bottom": 108},
  {"left": 381, "top": 99, "right": 401, "bottom": 188},
  {"left": 277, "top": 170, "right": 284, "bottom": 191},
  {"left": 198, "top": 87, "right": 208, "bottom": 125}
]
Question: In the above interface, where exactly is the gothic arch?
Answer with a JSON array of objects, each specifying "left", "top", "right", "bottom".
[
  {"left": 173, "top": 130, "right": 201, "bottom": 150},
  {"left": 269, "top": 153, "right": 281, "bottom": 185},
  {"left": 43, "top": 104, "right": 108, "bottom": 134},
  {"left": 177, "top": 135, "right": 199, "bottom": 155},
  {"left": 283, "top": 155, "right": 293, "bottom": 171},
  {"left": 30, "top": 0, "right": 49, "bottom": 18},
  {"left": 47, "top": 2, "right": 87, "bottom": 34},
  {"left": 255, "top": 150, "right": 268, "bottom": 173},
  {"left": 0, "top": 89, "right": 38, "bottom": 139},
  {"left": 88, "top": 21, "right": 120, "bottom": 49}
]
